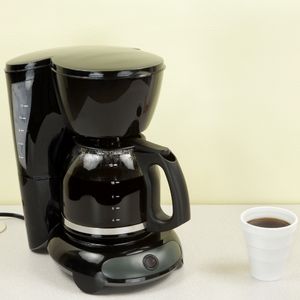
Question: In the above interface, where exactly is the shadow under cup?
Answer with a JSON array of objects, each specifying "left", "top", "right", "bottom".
[{"left": 240, "top": 206, "right": 298, "bottom": 281}]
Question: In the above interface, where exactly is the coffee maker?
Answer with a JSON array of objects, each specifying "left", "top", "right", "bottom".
[{"left": 5, "top": 46, "right": 190, "bottom": 293}]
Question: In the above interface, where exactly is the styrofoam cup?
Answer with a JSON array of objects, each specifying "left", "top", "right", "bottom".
[{"left": 240, "top": 206, "right": 298, "bottom": 281}]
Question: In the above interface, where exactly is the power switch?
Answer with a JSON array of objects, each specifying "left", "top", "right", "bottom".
[{"left": 143, "top": 254, "right": 159, "bottom": 270}]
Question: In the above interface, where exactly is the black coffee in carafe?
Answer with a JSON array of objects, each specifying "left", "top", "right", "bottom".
[{"left": 63, "top": 146, "right": 147, "bottom": 229}]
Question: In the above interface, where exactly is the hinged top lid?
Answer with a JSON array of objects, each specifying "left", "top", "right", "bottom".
[{"left": 6, "top": 45, "right": 165, "bottom": 79}]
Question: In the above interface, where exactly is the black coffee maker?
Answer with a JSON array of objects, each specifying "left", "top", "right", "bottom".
[{"left": 5, "top": 46, "right": 190, "bottom": 293}]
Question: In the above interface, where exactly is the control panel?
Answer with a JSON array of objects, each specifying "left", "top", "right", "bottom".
[
  {"left": 11, "top": 80, "right": 33, "bottom": 169},
  {"left": 102, "top": 241, "right": 181, "bottom": 280}
]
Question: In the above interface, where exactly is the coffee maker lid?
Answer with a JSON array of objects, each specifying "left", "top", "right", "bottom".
[
  {"left": 6, "top": 49, "right": 56, "bottom": 72},
  {"left": 6, "top": 46, "right": 165, "bottom": 79},
  {"left": 51, "top": 46, "right": 164, "bottom": 79}
]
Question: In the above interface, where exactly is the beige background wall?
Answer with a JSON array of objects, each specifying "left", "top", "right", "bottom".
[{"left": 1, "top": 0, "right": 300, "bottom": 204}]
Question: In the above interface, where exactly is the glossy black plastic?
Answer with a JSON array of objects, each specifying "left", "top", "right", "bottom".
[
  {"left": 50, "top": 45, "right": 164, "bottom": 78},
  {"left": 5, "top": 67, "right": 73, "bottom": 178},
  {"left": 132, "top": 139, "right": 190, "bottom": 232},
  {"left": 18, "top": 177, "right": 60, "bottom": 250},
  {"left": 49, "top": 46, "right": 164, "bottom": 138},
  {"left": 6, "top": 65, "right": 73, "bottom": 250},
  {"left": 53, "top": 71, "right": 163, "bottom": 138},
  {"left": 48, "top": 227, "right": 183, "bottom": 293}
]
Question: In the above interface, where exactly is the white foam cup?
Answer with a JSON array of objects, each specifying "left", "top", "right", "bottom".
[{"left": 240, "top": 206, "right": 298, "bottom": 281}]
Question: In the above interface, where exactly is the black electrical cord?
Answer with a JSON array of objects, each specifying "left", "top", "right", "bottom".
[{"left": 0, "top": 213, "right": 24, "bottom": 220}]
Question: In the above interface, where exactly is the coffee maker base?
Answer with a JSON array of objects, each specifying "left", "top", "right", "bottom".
[{"left": 47, "top": 227, "right": 184, "bottom": 294}]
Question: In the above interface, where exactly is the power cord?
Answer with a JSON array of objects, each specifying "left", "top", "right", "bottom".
[{"left": 0, "top": 213, "right": 24, "bottom": 220}]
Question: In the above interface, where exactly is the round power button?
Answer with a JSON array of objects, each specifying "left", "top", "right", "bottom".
[{"left": 143, "top": 254, "right": 159, "bottom": 270}]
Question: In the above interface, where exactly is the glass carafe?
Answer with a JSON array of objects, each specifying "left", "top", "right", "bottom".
[{"left": 63, "top": 145, "right": 147, "bottom": 235}]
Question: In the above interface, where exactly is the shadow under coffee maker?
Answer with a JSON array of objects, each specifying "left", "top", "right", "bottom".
[{"left": 5, "top": 46, "right": 190, "bottom": 293}]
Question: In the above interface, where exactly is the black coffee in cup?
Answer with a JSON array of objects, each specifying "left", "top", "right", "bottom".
[{"left": 247, "top": 217, "right": 290, "bottom": 228}]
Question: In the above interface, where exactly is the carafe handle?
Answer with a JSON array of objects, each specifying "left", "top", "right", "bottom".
[{"left": 133, "top": 139, "right": 190, "bottom": 232}]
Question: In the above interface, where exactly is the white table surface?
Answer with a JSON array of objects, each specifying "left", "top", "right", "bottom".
[{"left": 1, "top": 204, "right": 300, "bottom": 300}]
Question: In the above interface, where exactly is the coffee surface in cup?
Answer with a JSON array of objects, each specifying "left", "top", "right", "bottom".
[{"left": 248, "top": 217, "right": 290, "bottom": 228}]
